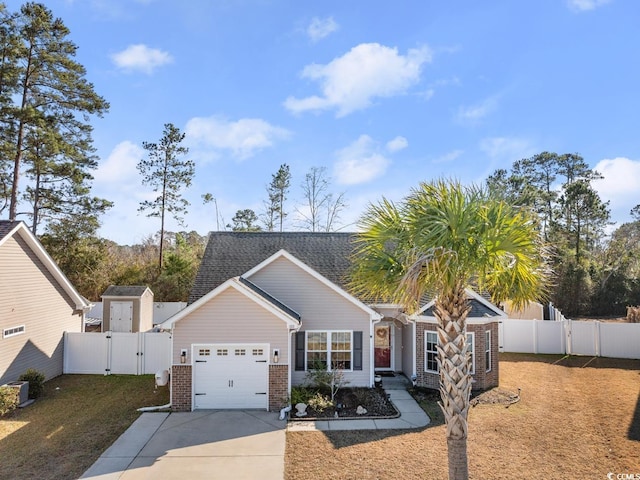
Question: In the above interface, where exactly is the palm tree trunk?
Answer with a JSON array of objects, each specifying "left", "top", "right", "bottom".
[{"left": 434, "top": 285, "right": 472, "bottom": 480}]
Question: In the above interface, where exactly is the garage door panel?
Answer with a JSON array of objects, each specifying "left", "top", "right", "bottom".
[{"left": 193, "top": 344, "right": 269, "bottom": 409}]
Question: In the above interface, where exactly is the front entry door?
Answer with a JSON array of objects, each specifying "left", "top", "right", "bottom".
[{"left": 374, "top": 324, "right": 391, "bottom": 369}]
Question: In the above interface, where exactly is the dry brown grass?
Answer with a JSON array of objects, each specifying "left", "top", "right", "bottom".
[
  {"left": 0, "top": 374, "right": 169, "bottom": 480},
  {"left": 285, "top": 353, "right": 640, "bottom": 480}
]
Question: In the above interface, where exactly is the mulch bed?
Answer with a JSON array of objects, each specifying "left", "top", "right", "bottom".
[{"left": 292, "top": 387, "right": 398, "bottom": 419}]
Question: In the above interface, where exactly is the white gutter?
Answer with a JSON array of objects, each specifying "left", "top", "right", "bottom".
[
  {"left": 370, "top": 313, "right": 384, "bottom": 386},
  {"left": 287, "top": 321, "right": 302, "bottom": 415}
]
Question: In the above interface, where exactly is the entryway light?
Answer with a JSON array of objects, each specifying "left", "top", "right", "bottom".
[
  {"left": 180, "top": 349, "right": 187, "bottom": 364},
  {"left": 273, "top": 349, "right": 279, "bottom": 363}
]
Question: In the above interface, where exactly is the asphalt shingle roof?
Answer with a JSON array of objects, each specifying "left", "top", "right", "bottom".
[
  {"left": 102, "top": 285, "right": 151, "bottom": 297},
  {"left": 0, "top": 221, "right": 21, "bottom": 241},
  {"left": 189, "top": 232, "right": 356, "bottom": 304},
  {"left": 422, "top": 298, "right": 503, "bottom": 318}
]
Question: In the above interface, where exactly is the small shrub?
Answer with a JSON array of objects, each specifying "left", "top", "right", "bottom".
[
  {"left": 19, "top": 368, "right": 45, "bottom": 399},
  {"left": 290, "top": 386, "right": 316, "bottom": 405},
  {"left": 0, "top": 386, "right": 19, "bottom": 416},
  {"left": 307, "top": 392, "right": 333, "bottom": 412},
  {"left": 305, "top": 362, "right": 350, "bottom": 402}
]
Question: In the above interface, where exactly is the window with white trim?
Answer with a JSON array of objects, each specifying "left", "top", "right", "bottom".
[
  {"left": 3, "top": 325, "right": 25, "bottom": 338},
  {"left": 425, "top": 330, "right": 474, "bottom": 374},
  {"left": 425, "top": 331, "right": 438, "bottom": 373},
  {"left": 306, "top": 331, "right": 352, "bottom": 371},
  {"left": 485, "top": 330, "right": 492, "bottom": 372}
]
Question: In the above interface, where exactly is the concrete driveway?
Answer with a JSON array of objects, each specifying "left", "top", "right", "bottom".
[{"left": 81, "top": 410, "right": 286, "bottom": 480}]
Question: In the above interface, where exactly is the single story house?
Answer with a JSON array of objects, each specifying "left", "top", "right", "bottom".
[
  {"left": 161, "top": 232, "right": 501, "bottom": 412},
  {"left": 0, "top": 221, "right": 90, "bottom": 384}
]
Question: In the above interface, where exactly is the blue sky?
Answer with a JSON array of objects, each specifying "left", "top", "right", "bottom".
[{"left": 7, "top": 0, "right": 640, "bottom": 244}]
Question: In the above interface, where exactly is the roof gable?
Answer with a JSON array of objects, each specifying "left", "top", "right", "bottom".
[
  {"left": 189, "top": 232, "right": 355, "bottom": 304},
  {"left": 160, "top": 277, "right": 301, "bottom": 329},
  {"left": 418, "top": 288, "right": 506, "bottom": 318},
  {"left": 0, "top": 221, "right": 89, "bottom": 311},
  {"left": 243, "top": 249, "right": 382, "bottom": 319}
]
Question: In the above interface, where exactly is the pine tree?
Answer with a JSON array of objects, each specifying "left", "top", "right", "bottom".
[
  {"left": 1, "top": 2, "right": 108, "bottom": 225},
  {"left": 264, "top": 164, "right": 291, "bottom": 232},
  {"left": 138, "top": 123, "right": 195, "bottom": 271}
]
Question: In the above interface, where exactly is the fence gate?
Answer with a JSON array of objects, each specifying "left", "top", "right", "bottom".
[{"left": 64, "top": 331, "right": 171, "bottom": 375}]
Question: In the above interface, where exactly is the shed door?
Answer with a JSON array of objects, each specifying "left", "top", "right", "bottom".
[
  {"left": 110, "top": 301, "right": 133, "bottom": 333},
  {"left": 193, "top": 344, "right": 268, "bottom": 409}
]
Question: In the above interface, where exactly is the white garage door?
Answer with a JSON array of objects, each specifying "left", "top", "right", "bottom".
[{"left": 193, "top": 343, "right": 269, "bottom": 409}]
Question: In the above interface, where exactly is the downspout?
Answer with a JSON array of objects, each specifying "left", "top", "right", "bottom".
[
  {"left": 409, "top": 314, "right": 418, "bottom": 382},
  {"left": 282, "top": 321, "right": 302, "bottom": 420},
  {"left": 370, "top": 313, "right": 383, "bottom": 387},
  {"left": 137, "top": 326, "right": 173, "bottom": 412}
]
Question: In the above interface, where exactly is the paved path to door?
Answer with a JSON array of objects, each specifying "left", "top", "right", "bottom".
[{"left": 81, "top": 410, "right": 285, "bottom": 480}]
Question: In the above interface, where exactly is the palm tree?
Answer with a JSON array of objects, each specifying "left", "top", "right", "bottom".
[{"left": 350, "top": 179, "right": 550, "bottom": 480}]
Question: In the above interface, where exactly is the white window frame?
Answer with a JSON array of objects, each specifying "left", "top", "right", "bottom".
[
  {"left": 3, "top": 325, "right": 25, "bottom": 339},
  {"left": 424, "top": 331, "right": 438, "bottom": 373},
  {"left": 467, "top": 332, "right": 475, "bottom": 375},
  {"left": 306, "top": 330, "right": 353, "bottom": 372},
  {"left": 424, "top": 330, "right": 475, "bottom": 374},
  {"left": 485, "top": 330, "right": 492, "bottom": 373}
]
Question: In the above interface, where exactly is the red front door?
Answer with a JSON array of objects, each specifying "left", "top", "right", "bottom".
[{"left": 374, "top": 325, "right": 391, "bottom": 369}]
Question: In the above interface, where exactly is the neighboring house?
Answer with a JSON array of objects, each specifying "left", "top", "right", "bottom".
[
  {"left": 161, "top": 232, "right": 501, "bottom": 412},
  {"left": 101, "top": 286, "right": 154, "bottom": 333},
  {"left": 502, "top": 299, "right": 544, "bottom": 320},
  {"left": 0, "top": 221, "right": 90, "bottom": 384}
]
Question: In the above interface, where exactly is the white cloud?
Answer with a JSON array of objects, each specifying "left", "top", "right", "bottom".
[
  {"left": 111, "top": 44, "right": 173, "bottom": 74},
  {"left": 334, "top": 135, "right": 391, "bottom": 185},
  {"left": 284, "top": 43, "right": 432, "bottom": 117},
  {"left": 593, "top": 157, "right": 640, "bottom": 221},
  {"left": 457, "top": 96, "right": 498, "bottom": 122},
  {"left": 567, "top": 0, "right": 612, "bottom": 11},
  {"left": 386, "top": 136, "right": 408, "bottom": 153},
  {"left": 307, "top": 16, "right": 339, "bottom": 42},
  {"left": 95, "top": 140, "right": 143, "bottom": 183},
  {"left": 433, "top": 149, "right": 464, "bottom": 164},
  {"left": 479, "top": 137, "right": 536, "bottom": 163},
  {"left": 185, "top": 116, "right": 291, "bottom": 160}
]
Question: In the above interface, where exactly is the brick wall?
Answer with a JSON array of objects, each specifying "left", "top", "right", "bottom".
[
  {"left": 416, "top": 321, "right": 499, "bottom": 391},
  {"left": 171, "top": 365, "right": 192, "bottom": 412},
  {"left": 269, "top": 364, "right": 288, "bottom": 411}
]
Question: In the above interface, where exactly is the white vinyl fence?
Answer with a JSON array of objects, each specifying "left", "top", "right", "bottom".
[
  {"left": 64, "top": 331, "right": 171, "bottom": 375},
  {"left": 500, "top": 319, "right": 640, "bottom": 359}
]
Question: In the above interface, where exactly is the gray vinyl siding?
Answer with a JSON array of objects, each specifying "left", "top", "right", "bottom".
[
  {"left": 247, "top": 256, "right": 372, "bottom": 387},
  {"left": 172, "top": 288, "right": 290, "bottom": 365},
  {"left": 402, "top": 322, "right": 414, "bottom": 378},
  {"left": 393, "top": 322, "right": 403, "bottom": 371},
  {"left": 0, "top": 235, "right": 82, "bottom": 384}
]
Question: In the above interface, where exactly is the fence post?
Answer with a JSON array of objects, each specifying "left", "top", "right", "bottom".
[
  {"left": 533, "top": 320, "right": 538, "bottom": 354},
  {"left": 564, "top": 320, "right": 571, "bottom": 355},
  {"left": 595, "top": 321, "right": 601, "bottom": 357}
]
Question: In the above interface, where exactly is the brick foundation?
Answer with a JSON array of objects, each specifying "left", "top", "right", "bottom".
[
  {"left": 416, "top": 321, "right": 499, "bottom": 391},
  {"left": 269, "top": 364, "right": 288, "bottom": 412},
  {"left": 171, "top": 364, "right": 192, "bottom": 411}
]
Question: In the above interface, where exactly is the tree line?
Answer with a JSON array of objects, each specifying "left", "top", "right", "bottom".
[
  {"left": 486, "top": 151, "right": 640, "bottom": 316},
  {"left": 2, "top": 3, "right": 639, "bottom": 314}
]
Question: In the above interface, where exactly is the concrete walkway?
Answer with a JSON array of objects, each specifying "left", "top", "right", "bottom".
[
  {"left": 81, "top": 410, "right": 286, "bottom": 480},
  {"left": 287, "top": 374, "right": 430, "bottom": 432}
]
